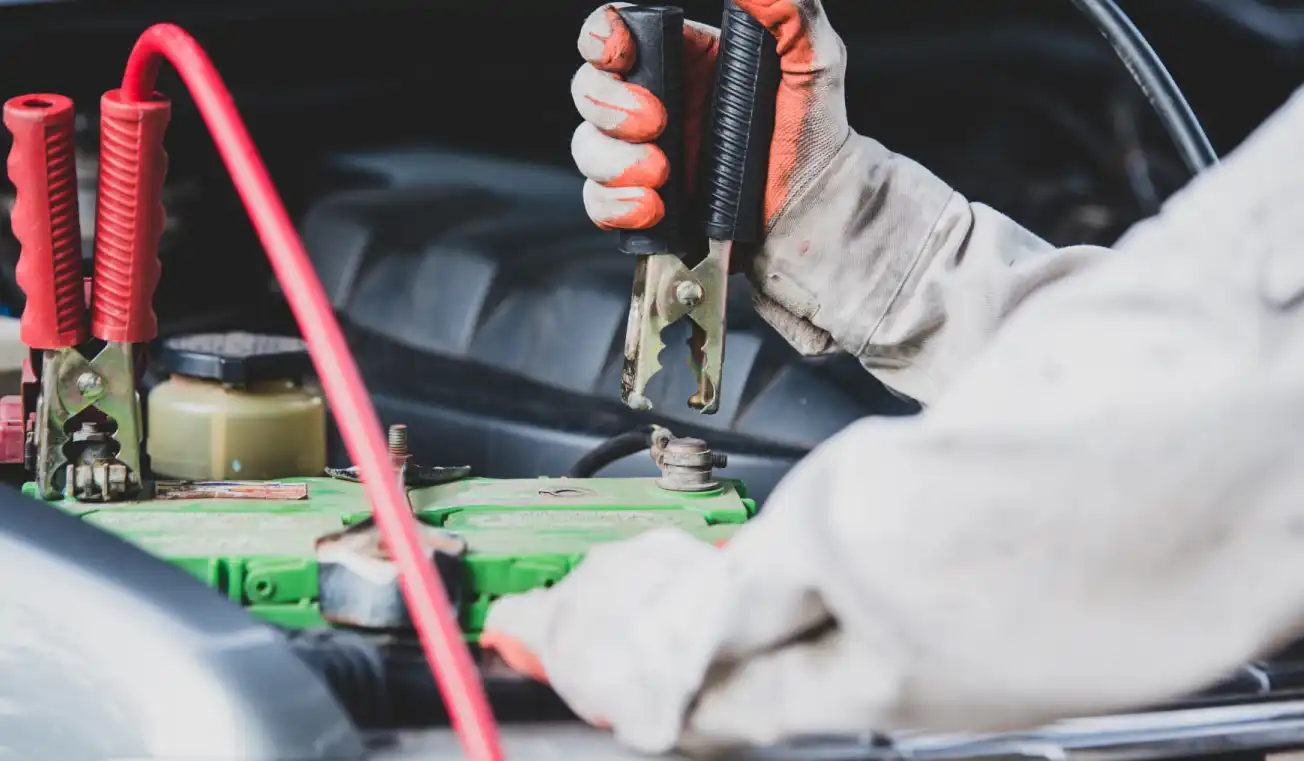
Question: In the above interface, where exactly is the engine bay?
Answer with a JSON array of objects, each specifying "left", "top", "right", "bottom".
[{"left": 3, "top": 1, "right": 1304, "bottom": 760}]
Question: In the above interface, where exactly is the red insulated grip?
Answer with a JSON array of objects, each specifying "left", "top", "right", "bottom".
[
  {"left": 3, "top": 94, "right": 88, "bottom": 350},
  {"left": 91, "top": 88, "right": 170, "bottom": 344}
]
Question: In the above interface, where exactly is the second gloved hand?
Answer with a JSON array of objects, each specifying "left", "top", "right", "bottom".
[{"left": 482, "top": 530, "right": 726, "bottom": 744}]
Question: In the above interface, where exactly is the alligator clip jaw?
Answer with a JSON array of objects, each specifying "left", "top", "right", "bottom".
[
  {"left": 34, "top": 343, "right": 143, "bottom": 501},
  {"left": 621, "top": 240, "right": 730, "bottom": 414}
]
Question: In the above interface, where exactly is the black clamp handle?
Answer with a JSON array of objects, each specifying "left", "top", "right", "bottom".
[
  {"left": 702, "top": 0, "right": 780, "bottom": 243},
  {"left": 617, "top": 5, "right": 686, "bottom": 256}
]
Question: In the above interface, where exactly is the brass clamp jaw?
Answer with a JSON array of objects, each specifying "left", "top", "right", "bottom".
[
  {"left": 34, "top": 344, "right": 144, "bottom": 502},
  {"left": 623, "top": 242, "right": 730, "bottom": 413}
]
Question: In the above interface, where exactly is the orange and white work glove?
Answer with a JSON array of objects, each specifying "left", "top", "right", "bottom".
[
  {"left": 572, "top": 0, "right": 1094, "bottom": 403},
  {"left": 572, "top": 0, "right": 860, "bottom": 272}
]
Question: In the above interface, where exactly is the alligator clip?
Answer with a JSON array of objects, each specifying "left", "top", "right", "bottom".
[
  {"left": 618, "top": 2, "right": 778, "bottom": 415},
  {"left": 622, "top": 241, "right": 729, "bottom": 413},
  {"left": 5, "top": 91, "right": 170, "bottom": 501}
]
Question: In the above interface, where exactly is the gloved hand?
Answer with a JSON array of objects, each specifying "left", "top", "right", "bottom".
[
  {"left": 575, "top": 0, "right": 891, "bottom": 351},
  {"left": 481, "top": 528, "right": 744, "bottom": 750},
  {"left": 572, "top": 0, "right": 846, "bottom": 239},
  {"left": 570, "top": 0, "right": 1053, "bottom": 403}
]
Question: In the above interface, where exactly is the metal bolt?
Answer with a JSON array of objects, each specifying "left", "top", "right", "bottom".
[
  {"left": 71, "top": 420, "right": 107, "bottom": 443},
  {"left": 387, "top": 424, "right": 408, "bottom": 459},
  {"left": 663, "top": 437, "right": 708, "bottom": 457},
  {"left": 675, "top": 280, "right": 703, "bottom": 307},
  {"left": 76, "top": 372, "right": 105, "bottom": 399},
  {"left": 655, "top": 435, "right": 721, "bottom": 492},
  {"left": 712, "top": 452, "right": 728, "bottom": 469}
]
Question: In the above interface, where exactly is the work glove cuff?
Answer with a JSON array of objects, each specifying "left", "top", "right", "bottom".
[{"left": 746, "top": 133, "right": 962, "bottom": 361}]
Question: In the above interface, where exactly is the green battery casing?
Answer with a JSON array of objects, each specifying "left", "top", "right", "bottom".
[{"left": 33, "top": 476, "right": 755, "bottom": 639}]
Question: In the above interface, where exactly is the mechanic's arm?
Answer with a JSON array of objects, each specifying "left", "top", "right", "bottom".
[
  {"left": 488, "top": 81, "right": 1304, "bottom": 753},
  {"left": 571, "top": 0, "right": 1106, "bottom": 403}
]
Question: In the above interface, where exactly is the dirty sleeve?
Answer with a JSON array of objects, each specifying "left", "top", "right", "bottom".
[{"left": 746, "top": 132, "right": 1109, "bottom": 404}]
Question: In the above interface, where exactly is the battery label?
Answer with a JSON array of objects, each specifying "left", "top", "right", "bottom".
[{"left": 155, "top": 480, "right": 309, "bottom": 501}]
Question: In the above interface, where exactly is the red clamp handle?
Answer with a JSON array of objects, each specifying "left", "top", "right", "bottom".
[
  {"left": 3, "top": 94, "right": 88, "bottom": 350},
  {"left": 90, "top": 89, "right": 170, "bottom": 344}
]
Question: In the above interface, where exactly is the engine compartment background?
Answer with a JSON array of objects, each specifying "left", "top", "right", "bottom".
[{"left": 0, "top": 0, "right": 1301, "bottom": 500}]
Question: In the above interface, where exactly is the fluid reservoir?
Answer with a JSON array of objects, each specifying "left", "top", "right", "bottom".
[{"left": 147, "top": 332, "right": 326, "bottom": 480}]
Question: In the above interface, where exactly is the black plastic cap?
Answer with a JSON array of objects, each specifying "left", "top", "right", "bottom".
[{"left": 156, "top": 332, "right": 313, "bottom": 385}]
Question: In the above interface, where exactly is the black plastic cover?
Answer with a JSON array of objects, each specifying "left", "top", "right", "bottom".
[{"left": 156, "top": 331, "right": 313, "bottom": 385}]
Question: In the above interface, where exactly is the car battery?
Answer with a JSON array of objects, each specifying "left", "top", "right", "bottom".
[{"left": 33, "top": 473, "right": 754, "bottom": 640}]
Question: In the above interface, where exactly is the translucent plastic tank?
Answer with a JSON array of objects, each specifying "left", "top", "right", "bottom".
[{"left": 146, "top": 333, "right": 326, "bottom": 481}]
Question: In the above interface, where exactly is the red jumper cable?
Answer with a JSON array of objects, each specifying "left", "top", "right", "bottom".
[
  {"left": 7, "top": 23, "right": 503, "bottom": 761},
  {"left": 119, "top": 25, "right": 504, "bottom": 761}
]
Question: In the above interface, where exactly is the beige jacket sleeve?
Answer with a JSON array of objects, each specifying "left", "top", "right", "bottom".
[
  {"left": 486, "top": 83, "right": 1304, "bottom": 757},
  {"left": 745, "top": 131, "right": 1107, "bottom": 404}
]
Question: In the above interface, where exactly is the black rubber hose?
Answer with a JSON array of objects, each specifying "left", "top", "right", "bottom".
[
  {"left": 567, "top": 426, "right": 657, "bottom": 478},
  {"left": 282, "top": 627, "right": 391, "bottom": 727},
  {"left": 1069, "top": 0, "right": 1218, "bottom": 174},
  {"left": 281, "top": 627, "right": 573, "bottom": 728}
]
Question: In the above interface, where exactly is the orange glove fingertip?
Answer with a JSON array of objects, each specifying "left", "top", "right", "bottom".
[
  {"left": 591, "top": 82, "right": 667, "bottom": 143},
  {"left": 604, "top": 147, "right": 670, "bottom": 189},
  {"left": 480, "top": 630, "right": 549, "bottom": 684},
  {"left": 481, "top": 630, "right": 611, "bottom": 729},
  {"left": 594, "top": 190, "right": 664, "bottom": 231},
  {"left": 590, "top": 6, "right": 637, "bottom": 72}
]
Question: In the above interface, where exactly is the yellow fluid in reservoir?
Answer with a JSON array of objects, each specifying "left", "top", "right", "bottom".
[{"left": 147, "top": 375, "right": 326, "bottom": 480}]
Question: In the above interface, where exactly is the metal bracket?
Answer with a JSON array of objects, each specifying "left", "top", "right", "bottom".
[
  {"left": 34, "top": 344, "right": 142, "bottom": 501},
  {"left": 621, "top": 240, "right": 731, "bottom": 414}
]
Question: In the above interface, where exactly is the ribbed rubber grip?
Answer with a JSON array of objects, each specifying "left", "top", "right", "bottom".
[
  {"left": 702, "top": 0, "right": 779, "bottom": 242},
  {"left": 4, "top": 94, "right": 89, "bottom": 350},
  {"left": 91, "top": 89, "right": 170, "bottom": 344},
  {"left": 617, "top": 5, "right": 685, "bottom": 256}
]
